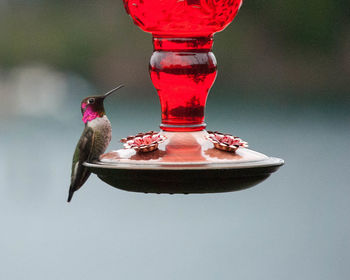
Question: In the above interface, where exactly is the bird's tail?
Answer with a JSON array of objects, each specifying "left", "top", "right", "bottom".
[{"left": 67, "top": 186, "right": 75, "bottom": 203}]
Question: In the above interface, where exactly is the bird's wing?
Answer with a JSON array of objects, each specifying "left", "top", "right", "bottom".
[
  {"left": 68, "top": 127, "right": 95, "bottom": 202},
  {"left": 78, "top": 127, "right": 95, "bottom": 164},
  {"left": 70, "top": 127, "right": 94, "bottom": 174}
]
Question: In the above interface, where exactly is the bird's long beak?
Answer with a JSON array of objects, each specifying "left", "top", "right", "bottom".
[{"left": 102, "top": 84, "right": 124, "bottom": 99}]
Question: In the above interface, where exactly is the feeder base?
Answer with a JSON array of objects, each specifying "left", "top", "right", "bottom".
[{"left": 84, "top": 131, "right": 283, "bottom": 194}]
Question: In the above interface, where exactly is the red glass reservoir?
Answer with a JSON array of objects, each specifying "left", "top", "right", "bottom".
[
  {"left": 123, "top": 0, "right": 243, "bottom": 131},
  {"left": 150, "top": 37, "right": 216, "bottom": 131}
]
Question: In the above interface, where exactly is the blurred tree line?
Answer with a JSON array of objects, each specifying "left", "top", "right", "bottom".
[
  {"left": 245, "top": 0, "right": 349, "bottom": 52},
  {"left": 0, "top": 0, "right": 349, "bottom": 97}
]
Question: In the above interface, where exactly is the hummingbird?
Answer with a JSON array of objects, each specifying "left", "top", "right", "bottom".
[{"left": 67, "top": 85, "right": 124, "bottom": 202}]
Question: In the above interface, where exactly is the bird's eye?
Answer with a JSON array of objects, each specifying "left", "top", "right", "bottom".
[{"left": 88, "top": 98, "right": 95, "bottom": 104}]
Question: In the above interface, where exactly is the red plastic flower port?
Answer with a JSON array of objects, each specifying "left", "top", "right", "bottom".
[
  {"left": 207, "top": 131, "right": 248, "bottom": 153},
  {"left": 121, "top": 131, "right": 166, "bottom": 153}
]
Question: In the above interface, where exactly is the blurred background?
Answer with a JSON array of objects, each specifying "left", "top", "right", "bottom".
[{"left": 0, "top": 1, "right": 349, "bottom": 279}]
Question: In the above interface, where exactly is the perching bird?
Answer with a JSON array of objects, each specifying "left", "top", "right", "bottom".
[{"left": 68, "top": 85, "right": 124, "bottom": 202}]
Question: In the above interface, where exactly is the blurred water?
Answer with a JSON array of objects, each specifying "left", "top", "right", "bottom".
[{"left": 0, "top": 91, "right": 349, "bottom": 280}]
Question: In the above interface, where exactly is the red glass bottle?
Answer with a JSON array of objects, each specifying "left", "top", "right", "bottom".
[{"left": 123, "top": 0, "right": 243, "bottom": 131}]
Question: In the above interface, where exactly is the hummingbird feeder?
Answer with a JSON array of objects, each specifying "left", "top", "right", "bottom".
[{"left": 84, "top": 0, "right": 284, "bottom": 194}]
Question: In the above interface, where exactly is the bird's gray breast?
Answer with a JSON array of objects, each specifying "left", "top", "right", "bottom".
[{"left": 88, "top": 115, "right": 112, "bottom": 159}]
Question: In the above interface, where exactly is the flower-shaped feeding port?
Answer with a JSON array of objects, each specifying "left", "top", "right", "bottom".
[
  {"left": 207, "top": 131, "right": 248, "bottom": 153},
  {"left": 121, "top": 131, "right": 166, "bottom": 153}
]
